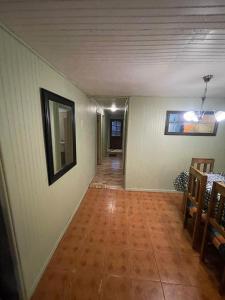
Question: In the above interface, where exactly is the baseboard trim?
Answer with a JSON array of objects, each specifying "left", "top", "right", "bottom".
[
  {"left": 125, "top": 187, "right": 182, "bottom": 193},
  {"left": 29, "top": 177, "right": 93, "bottom": 299}
]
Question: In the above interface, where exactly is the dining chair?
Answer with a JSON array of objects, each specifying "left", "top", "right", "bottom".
[
  {"left": 191, "top": 158, "right": 215, "bottom": 173},
  {"left": 183, "top": 166, "right": 207, "bottom": 249},
  {"left": 182, "top": 158, "right": 214, "bottom": 214},
  {"left": 200, "top": 181, "right": 225, "bottom": 294}
]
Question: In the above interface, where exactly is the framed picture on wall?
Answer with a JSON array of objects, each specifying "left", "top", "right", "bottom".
[
  {"left": 41, "top": 88, "right": 77, "bottom": 185},
  {"left": 164, "top": 111, "right": 218, "bottom": 136}
]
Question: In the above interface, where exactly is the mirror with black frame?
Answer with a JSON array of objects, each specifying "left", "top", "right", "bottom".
[{"left": 41, "top": 89, "right": 77, "bottom": 185}]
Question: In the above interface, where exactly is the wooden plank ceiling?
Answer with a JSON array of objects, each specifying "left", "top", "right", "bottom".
[{"left": 0, "top": 0, "right": 225, "bottom": 97}]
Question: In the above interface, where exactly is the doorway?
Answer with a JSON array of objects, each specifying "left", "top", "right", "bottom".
[
  {"left": 0, "top": 157, "right": 25, "bottom": 300},
  {"left": 0, "top": 205, "right": 20, "bottom": 300},
  {"left": 110, "top": 119, "right": 123, "bottom": 149},
  {"left": 96, "top": 113, "right": 102, "bottom": 165},
  {"left": 90, "top": 111, "right": 126, "bottom": 189}
]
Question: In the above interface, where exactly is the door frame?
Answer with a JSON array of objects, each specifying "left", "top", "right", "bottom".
[
  {"left": 110, "top": 118, "right": 123, "bottom": 149},
  {"left": 96, "top": 113, "right": 102, "bottom": 165},
  {"left": 0, "top": 154, "right": 27, "bottom": 300}
]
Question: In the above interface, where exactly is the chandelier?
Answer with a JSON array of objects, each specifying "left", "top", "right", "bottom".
[{"left": 183, "top": 75, "right": 225, "bottom": 122}]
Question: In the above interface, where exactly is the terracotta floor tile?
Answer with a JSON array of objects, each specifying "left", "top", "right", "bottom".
[
  {"left": 181, "top": 254, "right": 220, "bottom": 290},
  {"left": 85, "top": 228, "right": 109, "bottom": 245},
  {"left": 151, "top": 231, "right": 176, "bottom": 253},
  {"left": 61, "top": 227, "right": 88, "bottom": 246},
  {"left": 70, "top": 268, "right": 103, "bottom": 300},
  {"left": 107, "top": 229, "right": 128, "bottom": 247},
  {"left": 104, "top": 246, "right": 130, "bottom": 276},
  {"left": 163, "top": 283, "right": 200, "bottom": 300},
  {"left": 132, "top": 280, "right": 164, "bottom": 300},
  {"left": 31, "top": 269, "right": 71, "bottom": 300},
  {"left": 48, "top": 245, "right": 82, "bottom": 271},
  {"left": 128, "top": 229, "right": 153, "bottom": 250},
  {"left": 92, "top": 215, "right": 111, "bottom": 229},
  {"left": 129, "top": 222, "right": 147, "bottom": 231},
  {"left": 172, "top": 233, "right": 199, "bottom": 256},
  {"left": 148, "top": 222, "right": 169, "bottom": 234},
  {"left": 77, "top": 243, "right": 105, "bottom": 271},
  {"left": 111, "top": 218, "right": 128, "bottom": 231},
  {"left": 130, "top": 249, "right": 160, "bottom": 281},
  {"left": 32, "top": 187, "right": 223, "bottom": 300},
  {"left": 100, "top": 275, "right": 132, "bottom": 300},
  {"left": 90, "top": 156, "right": 124, "bottom": 189},
  {"left": 163, "top": 283, "right": 223, "bottom": 300},
  {"left": 155, "top": 251, "right": 191, "bottom": 285}
]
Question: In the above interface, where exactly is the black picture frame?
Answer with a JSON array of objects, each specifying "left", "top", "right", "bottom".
[
  {"left": 41, "top": 88, "right": 77, "bottom": 185},
  {"left": 164, "top": 111, "right": 218, "bottom": 136}
]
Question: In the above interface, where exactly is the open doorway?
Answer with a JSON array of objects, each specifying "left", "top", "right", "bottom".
[
  {"left": 96, "top": 113, "right": 102, "bottom": 165},
  {"left": 90, "top": 99, "right": 128, "bottom": 189}
]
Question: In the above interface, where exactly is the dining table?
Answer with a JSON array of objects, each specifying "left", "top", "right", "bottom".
[{"left": 174, "top": 171, "right": 225, "bottom": 211}]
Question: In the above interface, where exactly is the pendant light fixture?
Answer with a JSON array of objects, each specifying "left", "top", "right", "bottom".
[
  {"left": 183, "top": 75, "right": 225, "bottom": 122},
  {"left": 110, "top": 104, "right": 117, "bottom": 112}
]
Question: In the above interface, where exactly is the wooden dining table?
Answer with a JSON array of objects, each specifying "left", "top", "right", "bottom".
[{"left": 174, "top": 171, "right": 225, "bottom": 211}]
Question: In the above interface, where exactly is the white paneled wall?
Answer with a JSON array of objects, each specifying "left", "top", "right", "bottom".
[
  {"left": 125, "top": 97, "right": 225, "bottom": 191},
  {"left": 0, "top": 26, "right": 96, "bottom": 298}
]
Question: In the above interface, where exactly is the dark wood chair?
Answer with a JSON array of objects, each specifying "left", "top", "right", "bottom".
[
  {"left": 182, "top": 158, "right": 214, "bottom": 213},
  {"left": 191, "top": 158, "right": 215, "bottom": 173},
  {"left": 200, "top": 181, "right": 225, "bottom": 294},
  {"left": 183, "top": 166, "right": 207, "bottom": 249}
]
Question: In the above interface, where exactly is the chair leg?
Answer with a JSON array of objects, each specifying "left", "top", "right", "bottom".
[
  {"left": 192, "top": 212, "right": 201, "bottom": 249},
  {"left": 200, "top": 223, "right": 208, "bottom": 262},
  {"left": 183, "top": 193, "right": 188, "bottom": 228},
  {"left": 182, "top": 191, "right": 187, "bottom": 214}
]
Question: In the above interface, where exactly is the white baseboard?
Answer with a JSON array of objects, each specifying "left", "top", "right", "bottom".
[
  {"left": 29, "top": 178, "right": 93, "bottom": 299},
  {"left": 125, "top": 187, "right": 182, "bottom": 193}
]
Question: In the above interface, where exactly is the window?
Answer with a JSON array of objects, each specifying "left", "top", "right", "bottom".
[
  {"left": 164, "top": 111, "right": 218, "bottom": 136},
  {"left": 111, "top": 120, "right": 122, "bottom": 136}
]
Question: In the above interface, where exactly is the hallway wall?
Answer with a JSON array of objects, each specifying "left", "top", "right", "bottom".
[
  {"left": 0, "top": 25, "right": 96, "bottom": 298},
  {"left": 125, "top": 96, "right": 225, "bottom": 191}
]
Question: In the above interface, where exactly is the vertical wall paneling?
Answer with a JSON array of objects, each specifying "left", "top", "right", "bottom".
[
  {"left": 125, "top": 97, "right": 225, "bottom": 191},
  {"left": 0, "top": 26, "right": 96, "bottom": 298}
]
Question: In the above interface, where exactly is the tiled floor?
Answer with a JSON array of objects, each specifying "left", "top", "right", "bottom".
[
  {"left": 90, "top": 155, "right": 124, "bottom": 189},
  {"left": 32, "top": 188, "right": 224, "bottom": 300}
]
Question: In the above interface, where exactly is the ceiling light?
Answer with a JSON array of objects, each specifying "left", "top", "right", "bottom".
[
  {"left": 183, "top": 111, "right": 199, "bottom": 122},
  {"left": 215, "top": 111, "right": 225, "bottom": 122},
  {"left": 183, "top": 75, "right": 225, "bottom": 123},
  {"left": 111, "top": 104, "right": 117, "bottom": 112}
]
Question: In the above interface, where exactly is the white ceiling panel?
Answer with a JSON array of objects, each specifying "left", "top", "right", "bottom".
[{"left": 1, "top": 0, "right": 225, "bottom": 98}]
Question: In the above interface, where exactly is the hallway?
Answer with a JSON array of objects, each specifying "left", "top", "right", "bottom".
[
  {"left": 90, "top": 155, "right": 124, "bottom": 189},
  {"left": 32, "top": 188, "right": 222, "bottom": 300}
]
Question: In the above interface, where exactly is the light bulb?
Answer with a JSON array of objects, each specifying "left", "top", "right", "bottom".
[
  {"left": 183, "top": 111, "right": 199, "bottom": 122},
  {"left": 215, "top": 111, "right": 225, "bottom": 122},
  {"left": 111, "top": 104, "right": 117, "bottom": 112}
]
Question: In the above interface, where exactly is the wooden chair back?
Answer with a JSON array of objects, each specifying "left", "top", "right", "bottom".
[
  {"left": 207, "top": 181, "right": 225, "bottom": 238},
  {"left": 200, "top": 182, "right": 225, "bottom": 293},
  {"left": 184, "top": 166, "right": 207, "bottom": 248},
  {"left": 187, "top": 166, "right": 207, "bottom": 209},
  {"left": 191, "top": 158, "right": 214, "bottom": 173}
]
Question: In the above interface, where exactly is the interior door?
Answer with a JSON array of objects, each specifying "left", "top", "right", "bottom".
[
  {"left": 97, "top": 113, "right": 102, "bottom": 164},
  {"left": 110, "top": 119, "right": 123, "bottom": 149}
]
